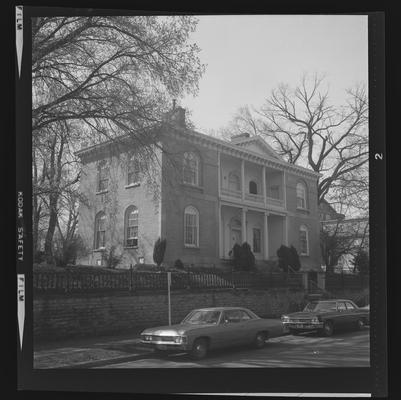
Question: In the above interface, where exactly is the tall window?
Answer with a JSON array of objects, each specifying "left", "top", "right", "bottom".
[
  {"left": 127, "top": 157, "right": 141, "bottom": 186},
  {"left": 296, "top": 182, "right": 307, "bottom": 209},
  {"left": 183, "top": 152, "right": 200, "bottom": 185},
  {"left": 125, "top": 206, "right": 138, "bottom": 247},
  {"left": 228, "top": 172, "right": 240, "bottom": 191},
  {"left": 299, "top": 225, "right": 309, "bottom": 255},
  {"left": 95, "top": 212, "right": 106, "bottom": 249},
  {"left": 184, "top": 206, "right": 199, "bottom": 247},
  {"left": 97, "top": 161, "right": 109, "bottom": 192},
  {"left": 249, "top": 180, "right": 258, "bottom": 194},
  {"left": 253, "top": 228, "right": 261, "bottom": 253}
]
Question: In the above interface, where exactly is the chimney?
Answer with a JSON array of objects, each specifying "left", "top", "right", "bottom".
[
  {"left": 230, "top": 132, "right": 250, "bottom": 142},
  {"left": 169, "top": 106, "right": 186, "bottom": 128}
]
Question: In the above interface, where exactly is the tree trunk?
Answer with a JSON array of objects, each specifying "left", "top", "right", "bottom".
[{"left": 44, "top": 194, "right": 58, "bottom": 263}]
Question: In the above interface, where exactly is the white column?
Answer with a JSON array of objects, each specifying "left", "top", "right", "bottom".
[
  {"left": 218, "top": 203, "right": 223, "bottom": 258},
  {"left": 241, "top": 207, "right": 247, "bottom": 244},
  {"left": 263, "top": 212, "right": 269, "bottom": 260},
  {"left": 217, "top": 150, "right": 221, "bottom": 196},
  {"left": 262, "top": 166, "right": 267, "bottom": 207},
  {"left": 241, "top": 159, "right": 245, "bottom": 201},
  {"left": 282, "top": 171, "right": 287, "bottom": 209},
  {"left": 283, "top": 215, "right": 288, "bottom": 245}
]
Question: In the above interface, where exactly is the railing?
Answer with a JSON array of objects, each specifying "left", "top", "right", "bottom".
[
  {"left": 220, "top": 188, "right": 242, "bottom": 199},
  {"left": 325, "top": 272, "right": 369, "bottom": 291},
  {"left": 266, "top": 197, "right": 284, "bottom": 208},
  {"left": 33, "top": 270, "right": 304, "bottom": 293},
  {"left": 244, "top": 193, "right": 264, "bottom": 203}
]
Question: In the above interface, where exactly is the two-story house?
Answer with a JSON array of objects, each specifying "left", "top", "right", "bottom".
[{"left": 76, "top": 107, "right": 322, "bottom": 270}]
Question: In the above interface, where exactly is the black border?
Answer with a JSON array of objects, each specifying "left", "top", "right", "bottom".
[{"left": 14, "top": 4, "right": 387, "bottom": 397}]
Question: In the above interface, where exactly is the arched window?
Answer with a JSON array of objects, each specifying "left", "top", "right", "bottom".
[
  {"left": 228, "top": 172, "right": 240, "bottom": 191},
  {"left": 299, "top": 225, "right": 309, "bottom": 255},
  {"left": 97, "top": 160, "right": 109, "bottom": 192},
  {"left": 184, "top": 205, "right": 199, "bottom": 247},
  {"left": 249, "top": 180, "right": 258, "bottom": 194},
  {"left": 95, "top": 212, "right": 106, "bottom": 249},
  {"left": 127, "top": 157, "right": 141, "bottom": 186},
  {"left": 125, "top": 206, "right": 139, "bottom": 247},
  {"left": 183, "top": 152, "right": 200, "bottom": 186},
  {"left": 296, "top": 182, "right": 307, "bottom": 209}
]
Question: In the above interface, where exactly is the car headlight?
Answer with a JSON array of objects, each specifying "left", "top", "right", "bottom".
[
  {"left": 311, "top": 317, "right": 320, "bottom": 324},
  {"left": 281, "top": 315, "right": 290, "bottom": 323},
  {"left": 143, "top": 335, "right": 152, "bottom": 341},
  {"left": 173, "top": 336, "right": 187, "bottom": 344}
]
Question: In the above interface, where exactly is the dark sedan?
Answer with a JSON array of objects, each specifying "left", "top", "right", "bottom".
[
  {"left": 281, "top": 299, "right": 369, "bottom": 337},
  {"left": 140, "top": 307, "right": 284, "bottom": 359}
]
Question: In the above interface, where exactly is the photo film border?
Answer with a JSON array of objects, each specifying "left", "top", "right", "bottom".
[{"left": 15, "top": 5, "right": 386, "bottom": 397}]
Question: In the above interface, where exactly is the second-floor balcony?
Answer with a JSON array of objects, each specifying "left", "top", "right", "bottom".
[{"left": 219, "top": 154, "right": 286, "bottom": 210}]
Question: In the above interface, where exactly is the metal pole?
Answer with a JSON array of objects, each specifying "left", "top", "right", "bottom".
[{"left": 167, "top": 272, "right": 171, "bottom": 326}]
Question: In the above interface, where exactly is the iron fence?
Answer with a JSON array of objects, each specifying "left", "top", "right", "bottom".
[{"left": 33, "top": 269, "right": 305, "bottom": 293}]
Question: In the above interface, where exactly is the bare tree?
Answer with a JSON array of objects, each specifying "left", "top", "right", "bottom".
[
  {"left": 223, "top": 74, "right": 369, "bottom": 210},
  {"left": 32, "top": 16, "right": 205, "bottom": 263}
]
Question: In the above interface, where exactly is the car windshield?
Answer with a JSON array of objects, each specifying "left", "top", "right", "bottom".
[
  {"left": 304, "top": 301, "right": 338, "bottom": 312},
  {"left": 182, "top": 310, "right": 221, "bottom": 325}
]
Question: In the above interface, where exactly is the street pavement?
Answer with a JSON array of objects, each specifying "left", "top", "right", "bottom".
[{"left": 34, "top": 326, "right": 370, "bottom": 369}]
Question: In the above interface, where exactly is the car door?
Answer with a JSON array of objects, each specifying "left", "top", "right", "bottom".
[
  {"left": 335, "top": 301, "right": 349, "bottom": 328},
  {"left": 344, "top": 301, "right": 361, "bottom": 326},
  {"left": 217, "top": 310, "right": 245, "bottom": 347}
]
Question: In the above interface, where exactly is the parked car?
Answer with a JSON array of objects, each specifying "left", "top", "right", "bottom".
[
  {"left": 281, "top": 299, "right": 369, "bottom": 337},
  {"left": 140, "top": 307, "right": 284, "bottom": 359}
]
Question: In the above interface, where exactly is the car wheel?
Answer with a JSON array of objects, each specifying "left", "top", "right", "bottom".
[
  {"left": 321, "top": 321, "right": 334, "bottom": 337},
  {"left": 190, "top": 338, "right": 208, "bottom": 360},
  {"left": 254, "top": 332, "right": 267, "bottom": 349}
]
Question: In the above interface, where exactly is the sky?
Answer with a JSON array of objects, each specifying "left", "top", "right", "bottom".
[{"left": 182, "top": 15, "right": 368, "bottom": 133}]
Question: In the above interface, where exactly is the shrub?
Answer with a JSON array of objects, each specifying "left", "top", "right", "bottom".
[
  {"left": 230, "top": 243, "right": 243, "bottom": 270},
  {"left": 53, "top": 235, "right": 87, "bottom": 267},
  {"left": 240, "top": 242, "right": 256, "bottom": 271},
  {"left": 153, "top": 237, "right": 167, "bottom": 267},
  {"left": 277, "top": 244, "right": 301, "bottom": 272},
  {"left": 352, "top": 250, "right": 369, "bottom": 275},
  {"left": 174, "top": 259, "right": 185, "bottom": 270},
  {"left": 102, "top": 245, "right": 122, "bottom": 269}
]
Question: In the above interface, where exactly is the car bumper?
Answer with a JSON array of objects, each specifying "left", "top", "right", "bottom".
[
  {"left": 140, "top": 340, "right": 191, "bottom": 352},
  {"left": 283, "top": 322, "right": 324, "bottom": 332}
]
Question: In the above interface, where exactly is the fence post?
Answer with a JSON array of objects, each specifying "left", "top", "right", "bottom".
[
  {"left": 129, "top": 264, "right": 133, "bottom": 292},
  {"left": 231, "top": 268, "right": 235, "bottom": 289}
]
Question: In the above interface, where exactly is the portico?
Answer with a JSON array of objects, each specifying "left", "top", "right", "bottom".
[{"left": 219, "top": 203, "right": 287, "bottom": 261}]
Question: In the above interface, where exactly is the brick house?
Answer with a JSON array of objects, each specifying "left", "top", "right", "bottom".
[{"left": 76, "top": 107, "right": 322, "bottom": 271}]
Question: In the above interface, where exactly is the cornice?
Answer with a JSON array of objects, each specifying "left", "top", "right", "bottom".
[{"left": 76, "top": 123, "right": 321, "bottom": 180}]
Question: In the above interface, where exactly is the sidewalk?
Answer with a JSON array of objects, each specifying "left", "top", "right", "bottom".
[{"left": 34, "top": 329, "right": 154, "bottom": 369}]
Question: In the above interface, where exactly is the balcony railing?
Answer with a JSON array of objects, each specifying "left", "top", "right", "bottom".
[
  {"left": 245, "top": 193, "right": 264, "bottom": 203},
  {"left": 220, "top": 189, "right": 285, "bottom": 208},
  {"left": 266, "top": 197, "right": 284, "bottom": 208},
  {"left": 220, "top": 188, "right": 242, "bottom": 199}
]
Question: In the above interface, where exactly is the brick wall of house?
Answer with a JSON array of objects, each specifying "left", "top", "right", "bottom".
[
  {"left": 77, "top": 146, "right": 162, "bottom": 267},
  {"left": 160, "top": 135, "right": 219, "bottom": 267},
  {"left": 285, "top": 171, "right": 321, "bottom": 270}
]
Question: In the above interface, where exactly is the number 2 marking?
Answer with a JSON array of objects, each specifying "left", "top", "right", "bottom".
[{"left": 374, "top": 153, "right": 383, "bottom": 160}]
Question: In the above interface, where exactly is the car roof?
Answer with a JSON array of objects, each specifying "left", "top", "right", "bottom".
[
  {"left": 192, "top": 307, "right": 251, "bottom": 312},
  {"left": 309, "top": 299, "right": 355, "bottom": 303}
]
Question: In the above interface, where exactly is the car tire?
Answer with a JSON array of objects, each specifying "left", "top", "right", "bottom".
[
  {"left": 189, "top": 338, "right": 209, "bottom": 360},
  {"left": 320, "top": 321, "right": 334, "bottom": 337},
  {"left": 253, "top": 332, "right": 267, "bottom": 349}
]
